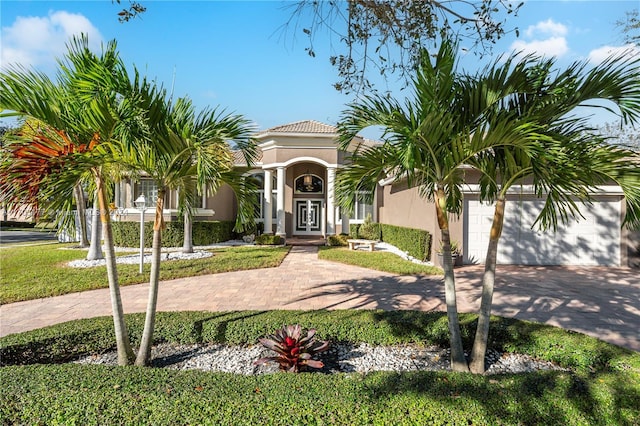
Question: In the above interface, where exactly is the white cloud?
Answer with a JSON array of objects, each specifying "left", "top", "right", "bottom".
[
  {"left": 1, "top": 11, "right": 102, "bottom": 70},
  {"left": 510, "top": 19, "right": 569, "bottom": 58},
  {"left": 511, "top": 36, "right": 569, "bottom": 58},
  {"left": 588, "top": 44, "right": 640, "bottom": 64},
  {"left": 525, "top": 19, "right": 568, "bottom": 38}
]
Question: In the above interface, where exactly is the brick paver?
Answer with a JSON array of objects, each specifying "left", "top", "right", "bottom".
[{"left": 1, "top": 246, "right": 638, "bottom": 351}]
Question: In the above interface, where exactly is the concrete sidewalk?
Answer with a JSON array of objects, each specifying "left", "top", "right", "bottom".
[{"left": 1, "top": 246, "right": 639, "bottom": 351}]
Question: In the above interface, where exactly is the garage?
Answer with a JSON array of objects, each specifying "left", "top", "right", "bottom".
[{"left": 463, "top": 196, "right": 621, "bottom": 266}]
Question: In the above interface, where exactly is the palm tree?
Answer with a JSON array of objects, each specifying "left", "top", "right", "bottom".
[
  {"left": 170, "top": 99, "right": 259, "bottom": 254},
  {"left": 0, "top": 36, "right": 142, "bottom": 365},
  {"left": 336, "top": 41, "right": 543, "bottom": 372},
  {"left": 122, "top": 96, "right": 258, "bottom": 366},
  {"left": 466, "top": 52, "right": 640, "bottom": 373},
  {"left": 85, "top": 189, "right": 104, "bottom": 260}
]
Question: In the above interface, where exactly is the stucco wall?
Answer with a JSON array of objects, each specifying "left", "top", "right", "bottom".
[
  {"left": 206, "top": 184, "right": 237, "bottom": 221},
  {"left": 377, "top": 181, "right": 463, "bottom": 264}
]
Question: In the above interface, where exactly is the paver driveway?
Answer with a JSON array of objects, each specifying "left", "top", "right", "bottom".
[{"left": 1, "top": 246, "right": 638, "bottom": 351}]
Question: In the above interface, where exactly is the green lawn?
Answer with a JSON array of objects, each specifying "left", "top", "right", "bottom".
[
  {"left": 2, "top": 243, "right": 639, "bottom": 424},
  {"left": 319, "top": 246, "right": 442, "bottom": 275},
  {"left": 0, "top": 242, "right": 442, "bottom": 304},
  {"left": 1, "top": 310, "right": 639, "bottom": 425},
  {"left": 0, "top": 243, "right": 290, "bottom": 304}
]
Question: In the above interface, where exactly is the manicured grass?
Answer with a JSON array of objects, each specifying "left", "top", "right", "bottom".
[
  {"left": 0, "top": 243, "right": 289, "bottom": 304},
  {"left": 1, "top": 310, "right": 639, "bottom": 425},
  {"left": 319, "top": 246, "right": 442, "bottom": 275}
]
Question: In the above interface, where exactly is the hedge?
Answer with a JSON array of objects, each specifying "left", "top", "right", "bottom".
[
  {"left": 380, "top": 223, "right": 431, "bottom": 262},
  {"left": 351, "top": 223, "right": 432, "bottom": 261},
  {"left": 255, "top": 234, "right": 282, "bottom": 245},
  {"left": 112, "top": 220, "right": 236, "bottom": 247},
  {"left": 326, "top": 234, "right": 349, "bottom": 246}
]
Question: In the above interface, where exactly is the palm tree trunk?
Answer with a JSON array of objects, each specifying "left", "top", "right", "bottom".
[
  {"left": 435, "top": 188, "right": 469, "bottom": 372},
  {"left": 469, "top": 196, "right": 505, "bottom": 374},
  {"left": 74, "top": 183, "right": 89, "bottom": 247},
  {"left": 96, "top": 173, "right": 135, "bottom": 365},
  {"left": 86, "top": 191, "right": 104, "bottom": 260},
  {"left": 135, "top": 189, "right": 165, "bottom": 366},
  {"left": 182, "top": 210, "right": 193, "bottom": 253}
]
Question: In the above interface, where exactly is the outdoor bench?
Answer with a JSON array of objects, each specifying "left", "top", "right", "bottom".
[{"left": 346, "top": 239, "right": 377, "bottom": 251}]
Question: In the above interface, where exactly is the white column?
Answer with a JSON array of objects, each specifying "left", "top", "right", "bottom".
[
  {"left": 326, "top": 167, "right": 336, "bottom": 235},
  {"left": 342, "top": 211, "right": 350, "bottom": 235},
  {"left": 263, "top": 169, "right": 273, "bottom": 234},
  {"left": 276, "top": 166, "right": 286, "bottom": 236}
]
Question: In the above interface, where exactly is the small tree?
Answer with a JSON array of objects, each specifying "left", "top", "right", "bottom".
[{"left": 123, "top": 96, "right": 258, "bottom": 366}]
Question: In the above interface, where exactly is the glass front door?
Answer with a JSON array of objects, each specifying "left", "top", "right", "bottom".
[{"left": 295, "top": 199, "right": 323, "bottom": 235}]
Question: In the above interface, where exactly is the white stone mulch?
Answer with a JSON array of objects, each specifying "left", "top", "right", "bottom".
[
  {"left": 66, "top": 240, "right": 252, "bottom": 268},
  {"left": 74, "top": 342, "right": 569, "bottom": 376}
]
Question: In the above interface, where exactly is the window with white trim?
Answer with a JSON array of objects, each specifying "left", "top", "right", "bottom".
[
  {"left": 135, "top": 178, "right": 158, "bottom": 205},
  {"left": 350, "top": 192, "right": 374, "bottom": 223},
  {"left": 339, "top": 192, "right": 374, "bottom": 224}
]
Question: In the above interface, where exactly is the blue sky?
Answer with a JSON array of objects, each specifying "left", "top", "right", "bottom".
[{"left": 1, "top": 0, "right": 639, "bottom": 136}]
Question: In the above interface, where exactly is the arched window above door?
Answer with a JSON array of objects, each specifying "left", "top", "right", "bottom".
[{"left": 295, "top": 174, "right": 324, "bottom": 194}]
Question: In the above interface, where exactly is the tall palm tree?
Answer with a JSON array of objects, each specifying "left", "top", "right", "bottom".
[
  {"left": 170, "top": 99, "right": 259, "bottom": 254},
  {"left": 336, "top": 41, "right": 544, "bottom": 372},
  {"left": 122, "top": 96, "right": 258, "bottom": 366},
  {"left": 0, "top": 36, "right": 142, "bottom": 365},
  {"left": 466, "top": 52, "right": 640, "bottom": 373}
]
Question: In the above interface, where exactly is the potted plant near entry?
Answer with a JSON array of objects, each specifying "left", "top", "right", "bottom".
[{"left": 437, "top": 241, "right": 463, "bottom": 267}]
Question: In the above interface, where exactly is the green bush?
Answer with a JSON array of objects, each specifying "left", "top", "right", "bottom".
[
  {"left": 112, "top": 220, "right": 235, "bottom": 247},
  {"left": 358, "top": 222, "right": 381, "bottom": 241},
  {"left": 380, "top": 224, "right": 432, "bottom": 261},
  {"left": 255, "top": 234, "right": 282, "bottom": 245},
  {"left": 349, "top": 221, "right": 432, "bottom": 261},
  {"left": 326, "top": 234, "right": 349, "bottom": 246}
]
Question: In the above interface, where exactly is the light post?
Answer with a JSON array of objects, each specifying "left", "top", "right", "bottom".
[{"left": 134, "top": 194, "right": 146, "bottom": 274}]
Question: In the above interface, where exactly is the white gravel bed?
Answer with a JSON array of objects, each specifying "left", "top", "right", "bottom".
[
  {"left": 66, "top": 240, "right": 255, "bottom": 268},
  {"left": 74, "top": 342, "right": 568, "bottom": 375},
  {"left": 372, "top": 242, "right": 435, "bottom": 266},
  {"left": 67, "top": 250, "right": 214, "bottom": 268}
]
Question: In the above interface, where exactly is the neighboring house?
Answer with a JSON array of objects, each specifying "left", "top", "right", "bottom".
[{"left": 113, "top": 120, "right": 636, "bottom": 267}]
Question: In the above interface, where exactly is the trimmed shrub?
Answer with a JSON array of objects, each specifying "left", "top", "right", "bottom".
[
  {"left": 326, "top": 234, "right": 349, "bottom": 246},
  {"left": 380, "top": 223, "right": 431, "bottom": 261},
  {"left": 112, "top": 220, "right": 235, "bottom": 247},
  {"left": 348, "top": 220, "right": 432, "bottom": 261},
  {"left": 255, "top": 234, "right": 282, "bottom": 245},
  {"left": 358, "top": 221, "right": 381, "bottom": 241}
]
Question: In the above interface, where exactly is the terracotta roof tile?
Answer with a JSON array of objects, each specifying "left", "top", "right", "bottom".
[
  {"left": 232, "top": 149, "right": 263, "bottom": 166},
  {"left": 260, "top": 120, "right": 338, "bottom": 134}
]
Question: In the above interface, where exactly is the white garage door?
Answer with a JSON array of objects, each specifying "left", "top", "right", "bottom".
[{"left": 464, "top": 198, "right": 621, "bottom": 266}]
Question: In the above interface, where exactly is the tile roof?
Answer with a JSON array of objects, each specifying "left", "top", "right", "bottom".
[
  {"left": 260, "top": 120, "right": 338, "bottom": 134},
  {"left": 232, "top": 149, "right": 263, "bottom": 166}
]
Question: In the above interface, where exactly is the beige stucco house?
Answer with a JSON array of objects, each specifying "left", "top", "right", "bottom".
[{"left": 113, "top": 120, "right": 637, "bottom": 267}]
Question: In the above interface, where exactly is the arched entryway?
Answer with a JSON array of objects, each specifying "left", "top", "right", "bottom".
[{"left": 293, "top": 172, "right": 324, "bottom": 235}]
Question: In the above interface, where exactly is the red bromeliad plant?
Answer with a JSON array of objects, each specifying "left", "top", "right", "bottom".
[{"left": 254, "top": 324, "right": 330, "bottom": 373}]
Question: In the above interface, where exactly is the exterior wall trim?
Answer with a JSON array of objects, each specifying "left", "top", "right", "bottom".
[
  {"left": 262, "top": 156, "right": 339, "bottom": 169},
  {"left": 462, "top": 184, "right": 624, "bottom": 196}
]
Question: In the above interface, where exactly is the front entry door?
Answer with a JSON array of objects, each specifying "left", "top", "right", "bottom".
[{"left": 295, "top": 199, "right": 323, "bottom": 235}]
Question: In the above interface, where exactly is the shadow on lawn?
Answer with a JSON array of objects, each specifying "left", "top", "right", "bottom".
[{"left": 359, "top": 370, "right": 616, "bottom": 424}]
